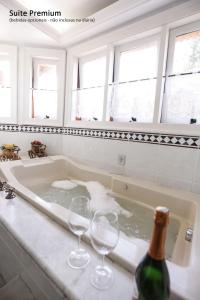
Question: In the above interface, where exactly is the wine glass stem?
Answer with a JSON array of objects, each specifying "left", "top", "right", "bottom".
[
  {"left": 78, "top": 235, "right": 81, "bottom": 249},
  {"left": 102, "top": 255, "right": 105, "bottom": 267}
]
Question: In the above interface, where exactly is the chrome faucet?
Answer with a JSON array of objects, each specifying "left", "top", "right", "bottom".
[
  {"left": 4, "top": 185, "right": 16, "bottom": 199},
  {"left": 185, "top": 228, "right": 193, "bottom": 242},
  {"left": 5, "top": 186, "right": 16, "bottom": 199},
  {"left": 0, "top": 180, "right": 16, "bottom": 199}
]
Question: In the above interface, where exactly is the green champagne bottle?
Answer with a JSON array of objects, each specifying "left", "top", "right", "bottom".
[{"left": 135, "top": 206, "right": 170, "bottom": 300}]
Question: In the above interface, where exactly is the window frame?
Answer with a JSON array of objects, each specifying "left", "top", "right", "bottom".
[
  {"left": 70, "top": 49, "right": 108, "bottom": 122},
  {"left": 65, "top": 13, "right": 200, "bottom": 135},
  {"left": 67, "top": 34, "right": 162, "bottom": 125},
  {"left": 161, "top": 20, "right": 200, "bottom": 125},
  {"left": 19, "top": 47, "right": 65, "bottom": 126},
  {"left": 0, "top": 44, "right": 17, "bottom": 124},
  {"left": 110, "top": 34, "right": 160, "bottom": 123}
]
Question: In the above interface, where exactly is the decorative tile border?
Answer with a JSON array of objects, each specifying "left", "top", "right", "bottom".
[
  {"left": 0, "top": 124, "right": 200, "bottom": 149},
  {"left": 0, "top": 124, "right": 62, "bottom": 134},
  {"left": 64, "top": 128, "right": 200, "bottom": 148}
]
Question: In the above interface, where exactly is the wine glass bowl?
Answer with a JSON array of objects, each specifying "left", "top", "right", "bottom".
[
  {"left": 90, "top": 210, "right": 119, "bottom": 290},
  {"left": 67, "top": 196, "right": 91, "bottom": 269}
]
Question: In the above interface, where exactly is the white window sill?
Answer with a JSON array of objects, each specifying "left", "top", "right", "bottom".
[{"left": 19, "top": 119, "right": 63, "bottom": 127}]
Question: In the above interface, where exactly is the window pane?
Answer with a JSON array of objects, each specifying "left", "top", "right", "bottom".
[
  {"left": 119, "top": 42, "right": 158, "bottom": 82},
  {"left": 0, "top": 59, "right": 10, "bottom": 87},
  {"left": 0, "top": 88, "right": 11, "bottom": 118},
  {"left": 162, "top": 28, "right": 200, "bottom": 124},
  {"left": 30, "top": 59, "right": 58, "bottom": 120},
  {"left": 172, "top": 30, "right": 200, "bottom": 74},
  {"left": 162, "top": 73, "right": 200, "bottom": 124},
  {"left": 108, "top": 79, "right": 156, "bottom": 122},
  {"left": 33, "top": 61, "right": 57, "bottom": 90},
  {"left": 110, "top": 40, "right": 158, "bottom": 122},
  {"left": 72, "top": 54, "right": 106, "bottom": 122},
  {"left": 81, "top": 56, "right": 106, "bottom": 88},
  {"left": 30, "top": 90, "right": 57, "bottom": 119},
  {"left": 71, "top": 87, "right": 104, "bottom": 121}
]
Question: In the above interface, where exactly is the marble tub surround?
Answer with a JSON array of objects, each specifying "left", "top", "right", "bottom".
[
  {"left": 0, "top": 193, "right": 134, "bottom": 300},
  {"left": 0, "top": 275, "right": 35, "bottom": 300},
  {"left": 0, "top": 156, "right": 200, "bottom": 299}
]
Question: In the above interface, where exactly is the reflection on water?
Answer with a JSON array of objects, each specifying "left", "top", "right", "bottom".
[{"left": 30, "top": 182, "right": 180, "bottom": 260}]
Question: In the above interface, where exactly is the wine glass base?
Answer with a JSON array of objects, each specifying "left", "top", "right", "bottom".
[
  {"left": 90, "top": 265, "right": 113, "bottom": 290},
  {"left": 67, "top": 248, "right": 90, "bottom": 269}
]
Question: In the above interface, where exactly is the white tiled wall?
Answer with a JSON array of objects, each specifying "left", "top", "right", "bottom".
[
  {"left": 62, "top": 135, "right": 200, "bottom": 194},
  {"left": 0, "top": 131, "right": 199, "bottom": 194}
]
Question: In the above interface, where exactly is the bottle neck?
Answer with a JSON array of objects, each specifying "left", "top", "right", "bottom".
[{"left": 148, "top": 223, "right": 167, "bottom": 260}]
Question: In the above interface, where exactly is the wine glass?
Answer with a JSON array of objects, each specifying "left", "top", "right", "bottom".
[
  {"left": 90, "top": 210, "right": 119, "bottom": 290},
  {"left": 67, "top": 196, "right": 91, "bottom": 269}
]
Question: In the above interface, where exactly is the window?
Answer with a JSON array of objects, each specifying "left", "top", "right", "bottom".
[
  {"left": 31, "top": 59, "right": 58, "bottom": 119},
  {"left": 68, "top": 19, "right": 200, "bottom": 130},
  {"left": 0, "top": 45, "right": 17, "bottom": 123},
  {"left": 0, "top": 58, "right": 11, "bottom": 118},
  {"left": 71, "top": 51, "right": 106, "bottom": 121},
  {"left": 162, "top": 21, "right": 200, "bottom": 124},
  {"left": 109, "top": 36, "right": 159, "bottom": 123},
  {"left": 20, "top": 47, "right": 65, "bottom": 126}
]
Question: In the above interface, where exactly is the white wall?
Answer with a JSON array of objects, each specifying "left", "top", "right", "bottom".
[{"left": 62, "top": 134, "right": 200, "bottom": 194}]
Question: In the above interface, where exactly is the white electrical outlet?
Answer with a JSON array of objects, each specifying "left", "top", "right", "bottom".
[{"left": 118, "top": 154, "right": 126, "bottom": 166}]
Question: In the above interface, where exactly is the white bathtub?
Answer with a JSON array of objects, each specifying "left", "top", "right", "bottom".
[{"left": 0, "top": 155, "right": 199, "bottom": 300}]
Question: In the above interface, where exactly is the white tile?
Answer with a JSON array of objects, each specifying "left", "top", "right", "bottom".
[
  {"left": 62, "top": 136, "right": 159, "bottom": 180},
  {"left": 124, "top": 142, "right": 158, "bottom": 182},
  {"left": 62, "top": 135, "right": 125, "bottom": 171},
  {"left": 62, "top": 135, "right": 200, "bottom": 193},
  {"left": 155, "top": 145, "right": 199, "bottom": 183},
  {"left": 192, "top": 150, "right": 200, "bottom": 185}
]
